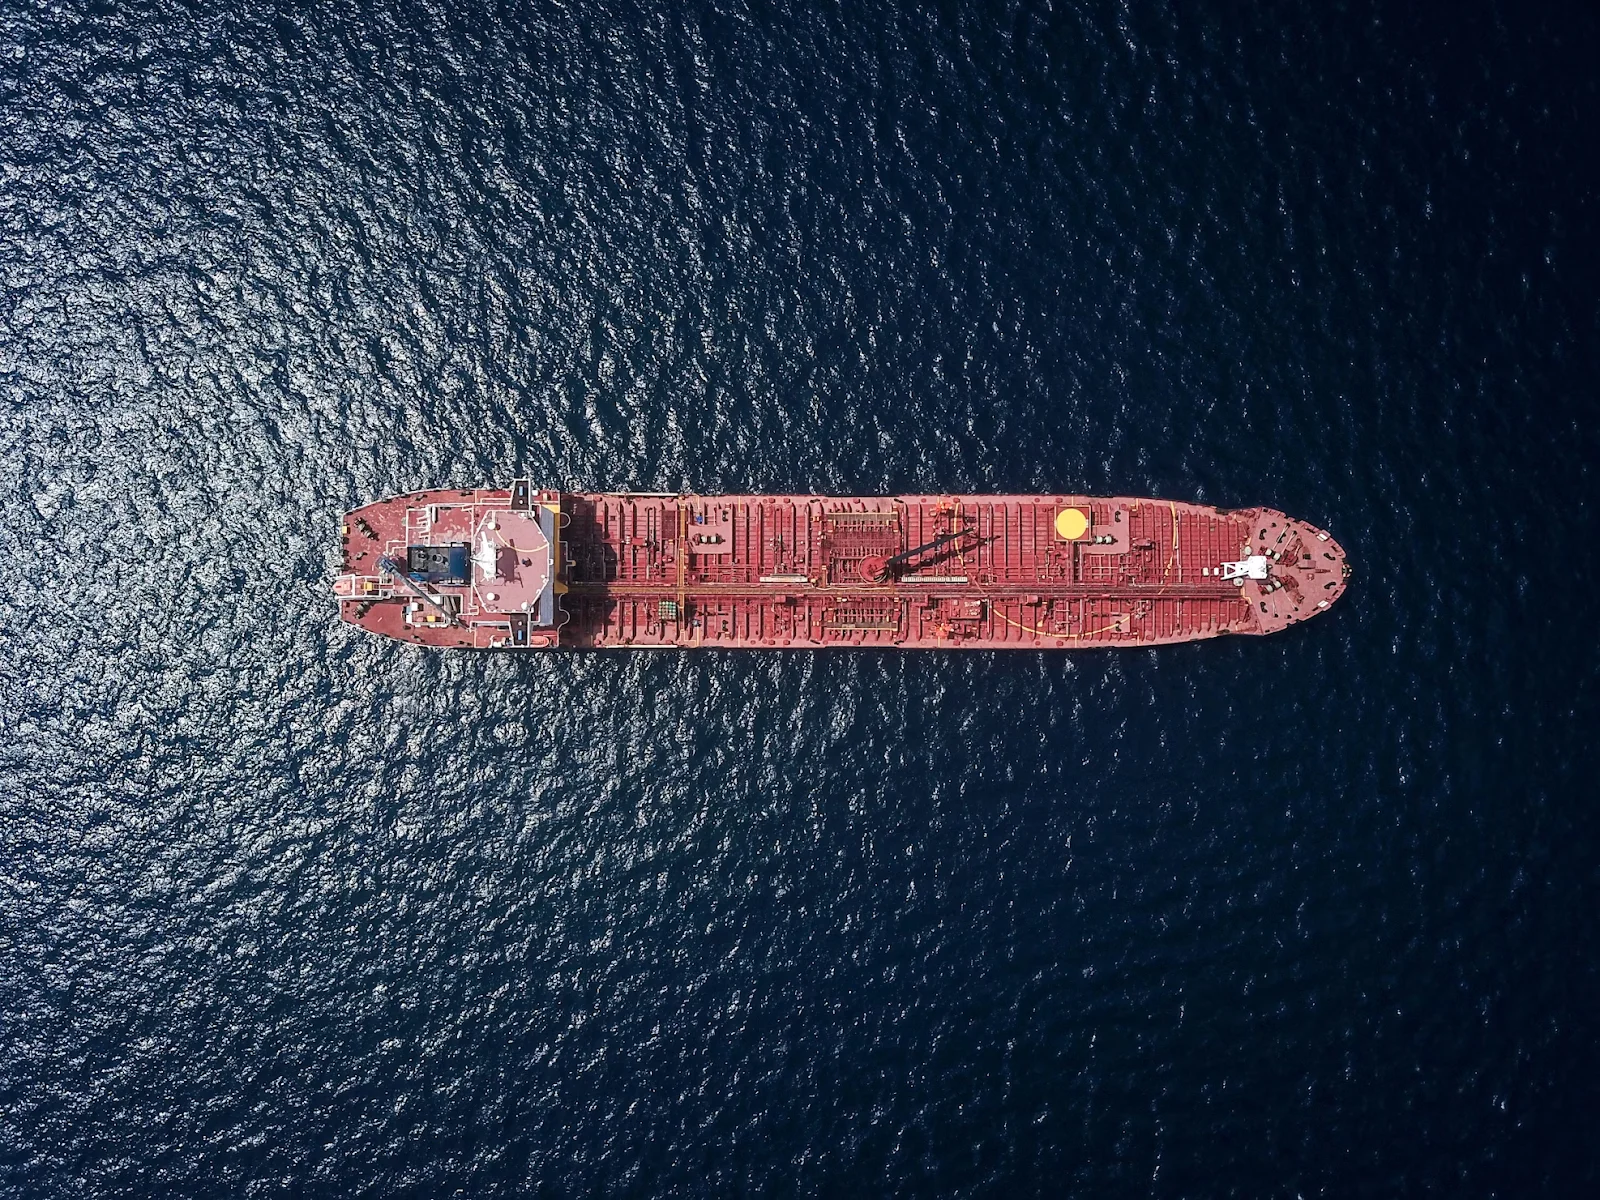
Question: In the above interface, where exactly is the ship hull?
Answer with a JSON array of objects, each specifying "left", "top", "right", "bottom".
[{"left": 334, "top": 485, "right": 1351, "bottom": 650}]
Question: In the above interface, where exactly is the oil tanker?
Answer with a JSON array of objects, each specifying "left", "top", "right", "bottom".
[{"left": 333, "top": 482, "right": 1350, "bottom": 650}]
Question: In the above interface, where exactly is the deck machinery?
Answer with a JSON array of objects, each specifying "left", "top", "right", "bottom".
[{"left": 333, "top": 483, "right": 1351, "bottom": 649}]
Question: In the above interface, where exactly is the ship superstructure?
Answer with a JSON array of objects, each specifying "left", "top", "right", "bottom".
[{"left": 333, "top": 483, "right": 1350, "bottom": 649}]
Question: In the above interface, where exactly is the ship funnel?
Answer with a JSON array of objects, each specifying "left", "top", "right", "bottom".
[{"left": 474, "top": 531, "right": 499, "bottom": 582}]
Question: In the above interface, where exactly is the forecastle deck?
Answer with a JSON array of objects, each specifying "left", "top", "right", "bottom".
[{"left": 334, "top": 485, "right": 1351, "bottom": 650}]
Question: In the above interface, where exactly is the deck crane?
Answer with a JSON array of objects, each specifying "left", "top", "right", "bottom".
[
  {"left": 378, "top": 556, "right": 458, "bottom": 625},
  {"left": 858, "top": 524, "right": 992, "bottom": 583}
]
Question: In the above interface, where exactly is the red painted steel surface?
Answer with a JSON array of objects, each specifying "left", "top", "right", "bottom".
[{"left": 334, "top": 484, "right": 1352, "bottom": 650}]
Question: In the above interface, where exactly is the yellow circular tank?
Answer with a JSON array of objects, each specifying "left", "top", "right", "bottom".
[{"left": 1054, "top": 508, "right": 1090, "bottom": 540}]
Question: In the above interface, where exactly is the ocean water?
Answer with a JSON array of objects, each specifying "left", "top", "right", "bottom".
[{"left": 3, "top": 0, "right": 1598, "bottom": 1194}]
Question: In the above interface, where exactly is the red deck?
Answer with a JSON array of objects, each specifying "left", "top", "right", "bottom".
[{"left": 334, "top": 485, "right": 1351, "bottom": 650}]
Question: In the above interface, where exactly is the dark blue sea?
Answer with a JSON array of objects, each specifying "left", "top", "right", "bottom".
[{"left": 3, "top": 1, "right": 1598, "bottom": 1194}]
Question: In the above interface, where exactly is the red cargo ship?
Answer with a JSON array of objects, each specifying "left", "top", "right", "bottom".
[{"left": 333, "top": 482, "right": 1350, "bottom": 650}]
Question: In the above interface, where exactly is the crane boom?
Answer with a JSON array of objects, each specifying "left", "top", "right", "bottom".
[
  {"left": 886, "top": 525, "right": 977, "bottom": 571},
  {"left": 379, "top": 556, "right": 458, "bottom": 624}
]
